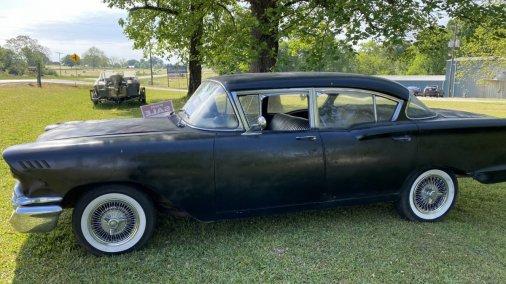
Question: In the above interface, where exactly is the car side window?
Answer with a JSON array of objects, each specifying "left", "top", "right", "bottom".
[
  {"left": 317, "top": 91, "right": 399, "bottom": 129},
  {"left": 317, "top": 92, "right": 374, "bottom": 129},
  {"left": 264, "top": 93, "right": 310, "bottom": 131},
  {"left": 238, "top": 95, "right": 261, "bottom": 127},
  {"left": 237, "top": 92, "right": 310, "bottom": 131},
  {"left": 376, "top": 96, "right": 398, "bottom": 122}
]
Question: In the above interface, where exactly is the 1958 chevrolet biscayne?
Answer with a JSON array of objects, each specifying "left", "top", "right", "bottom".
[{"left": 4, "top": 73, "right": 506, "bottom": 255}]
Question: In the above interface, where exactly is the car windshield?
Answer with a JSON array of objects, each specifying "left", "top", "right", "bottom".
[
  {"left": 180, "top": 81, "right": 239, "bottom": 129},
  {"left": 406, "top": 94, "right": 437, "bottom": 119}
]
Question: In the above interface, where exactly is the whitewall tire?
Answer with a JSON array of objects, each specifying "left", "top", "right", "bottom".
[
  {"left": 72, "top": 185, "right": 156, "bottom": 255},
  {"left": 396, "top": 169, "right": 458, "bottom": 221}
]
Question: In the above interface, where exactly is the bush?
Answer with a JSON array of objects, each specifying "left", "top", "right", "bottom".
[{"left": 44, "top": 68, "right": 58, "bottom": 76}]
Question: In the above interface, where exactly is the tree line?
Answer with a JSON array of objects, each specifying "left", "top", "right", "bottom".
[
  {"left": 60, "top": 47, "right": 165, "bottom": 69},
  {"left": 0, "top": 36, "right": 167, "bottom": 76},
  {"left": 0, "top": 35, "right": 52, "bottom": 76}
]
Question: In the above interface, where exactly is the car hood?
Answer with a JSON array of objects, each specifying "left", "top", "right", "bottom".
[
  {"left": 37, "top": 117, "right": 180, "bottom": 141},
  {"left": 433, "top": 108, "right": 491, "bottom": 119}
]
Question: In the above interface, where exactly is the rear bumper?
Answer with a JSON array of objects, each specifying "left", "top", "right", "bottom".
[{"left": 10, "top": 182, "right": 63, "bottom": 233}]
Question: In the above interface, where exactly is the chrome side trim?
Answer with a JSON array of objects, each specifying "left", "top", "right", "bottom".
[
  {"left": 13, "top": 196, "right": 63, "bottom": 207},
  {"left": 12, "top": 182, "right": 62, "bottom": 206}
]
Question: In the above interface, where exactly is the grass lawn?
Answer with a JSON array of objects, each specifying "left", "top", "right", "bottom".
[{"left": 0, "top": 86, "right": 505, "bottom": 283}]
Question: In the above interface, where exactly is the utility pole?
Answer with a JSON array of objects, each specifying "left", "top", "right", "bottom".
[
  {"left": 56, "top": 51, "right": 63, "bottom": 76},
  {"left": 149, "top": 45, "right": 154, "bottom": 86},
  {"left": 448, "top": 22, "right": 459, "bottom": 98}
]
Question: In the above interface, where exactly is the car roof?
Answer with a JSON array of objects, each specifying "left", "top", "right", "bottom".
[{"left": 208, "top": 72, "right": 409, "bottom": 100}]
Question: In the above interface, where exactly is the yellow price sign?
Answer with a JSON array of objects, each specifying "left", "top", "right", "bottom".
[{"left": 70, "top": 53, "right": 80, "bottom": 63}]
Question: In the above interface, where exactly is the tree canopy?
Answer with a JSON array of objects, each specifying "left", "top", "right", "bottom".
[
  {"left": 82, "top": 47, "right": 110, "bottom": 69},
  {"left": 0, "top": 35, "right": 51, "bottom": 75},
  {"left": 105, "top": 0, "right": 506, "bottom": 95}
]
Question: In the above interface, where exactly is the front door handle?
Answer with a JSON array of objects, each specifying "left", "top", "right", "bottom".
[
  {"left": 296, "top": 136, "right": 317, "bottom": 141},
  {"left": 392, "top": 135, "right": 412, "bottom": 142}
]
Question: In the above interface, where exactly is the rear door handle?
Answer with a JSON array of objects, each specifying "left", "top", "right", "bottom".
[
  {"left": 392, "top": 135, "right": 412, "bottom": 142},
  {"left": 296, "top": 136, "right": 317, "bottom": 141}
]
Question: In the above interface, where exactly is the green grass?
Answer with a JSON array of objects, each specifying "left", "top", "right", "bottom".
[
  {"left": 0, "top": 87, "right": 505, "bottom": 282},
  {"left": 423, "top": 99, "right": 506, "bottom": 118}
]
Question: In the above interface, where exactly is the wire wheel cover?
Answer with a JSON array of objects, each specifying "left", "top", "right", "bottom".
[
  {"left": 88, "top": 199, "right": 139, "bottom": 246},
  {"left": 413, "top": 174, "right": 449, "bottom": 213}
]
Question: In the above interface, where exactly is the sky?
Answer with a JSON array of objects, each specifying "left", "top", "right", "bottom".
[{"left": 0, "top": 0, "right": 144, "bottom": 61}]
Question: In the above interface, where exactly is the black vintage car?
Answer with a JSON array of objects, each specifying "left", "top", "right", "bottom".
[
  {"left": 4, "top": 73, "right": 506, "bottom": 255},
  {"left": 90, "top": 71, "right": 146, "bottom": 105}
]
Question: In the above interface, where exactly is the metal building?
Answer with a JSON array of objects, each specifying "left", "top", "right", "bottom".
[{"left": 444, "top": 57, "right": 506, "bottom": 98}]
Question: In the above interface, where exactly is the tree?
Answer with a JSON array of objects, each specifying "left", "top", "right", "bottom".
[
  {"left": 243, "top": 1, "right": 506, "bottom": 73},
  {"left": 409, "top": 26, "right": 450, "bottom": 75},
  {"left": 4, "top": 35, "right": 50, "bottom": 67},
  {"left": 104, "top": 0, "right": 229, "bottom": 95},
  {"left": 127, "top": 59, "right": 139, "bottom": 67},
  {"left": 275, "top": 37, "right": 356, "bottom": 72},
  {"left": 0, "top": 46, "right": 14, "bottom": 72},
  {"left": 82, "top": 47, "right": 109, "bottom": 69}
]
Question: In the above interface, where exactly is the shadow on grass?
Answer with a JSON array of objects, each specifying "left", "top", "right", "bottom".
[{"left": 11, "top": 203, "right": 400, "bottom": 282}]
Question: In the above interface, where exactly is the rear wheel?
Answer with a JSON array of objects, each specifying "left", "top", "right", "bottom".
[
  {"left": 139, "top": 88, "right": 146, "bottom": 104},
  {"left": 72, "top": 185, "right": 156, "bottom": 255},
  {"left": 396, "top": 169, "right": 458, "bottom": 221}
]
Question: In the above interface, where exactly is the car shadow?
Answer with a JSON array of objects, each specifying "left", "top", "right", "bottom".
[{"left": 11, "top": 204, "right": 399, "bottom": 282}]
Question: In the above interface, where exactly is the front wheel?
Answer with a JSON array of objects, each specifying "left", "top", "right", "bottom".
[
  {"left": 396, "top": 169, "right": 458, "bottom": 221},
  {"left": 72, "top": 185, "right": 156, "bottom": 255}
]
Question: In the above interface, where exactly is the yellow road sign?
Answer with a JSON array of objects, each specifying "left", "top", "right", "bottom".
[{"left": 70, "top": 53, "right": 80, "bottom": 63}]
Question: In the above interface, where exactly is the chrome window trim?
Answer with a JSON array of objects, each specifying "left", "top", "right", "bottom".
[
  {"left": 184, "top": 79, "right": 244, "bottom": 132},
  {"left": 391, "top": 100, "right": 404, "bottom": 121},
  {"left": 372, "top": 95, "right": 378, "bottom": 122}
]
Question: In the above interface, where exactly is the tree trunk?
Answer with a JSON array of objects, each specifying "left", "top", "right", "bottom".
[
  {"left": 187, "top": 5, "right": 203, "bottom": 96},
  {"left": 249, "top": 0, "right": 280, "bottom": 73}
]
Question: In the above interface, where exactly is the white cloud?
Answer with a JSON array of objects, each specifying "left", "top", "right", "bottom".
[
  {"left": 0, "top": 0, "right": 145, "bottom": 60},
  {"left": 0, "top": 0, "right": 122, "bottom": 37}
]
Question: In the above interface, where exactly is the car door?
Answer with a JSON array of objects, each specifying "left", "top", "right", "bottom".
[
  {"left": 214, "top": 91, "right": 325, "bottom": 214},
  {"left": 316, "top": 89, "right": 418, "bottom": 200}
]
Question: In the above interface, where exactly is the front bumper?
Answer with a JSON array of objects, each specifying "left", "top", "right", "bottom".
[{"left": 10, "top": 182, "right": 63, "bottom": 233}]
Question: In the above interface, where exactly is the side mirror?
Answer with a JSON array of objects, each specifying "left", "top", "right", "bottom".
[
  {"left": 257, "top": 116, "right": 267, "bottom": 130},
  {"left": 244, "top": 116, "right": 267, "bottom": 135}
]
